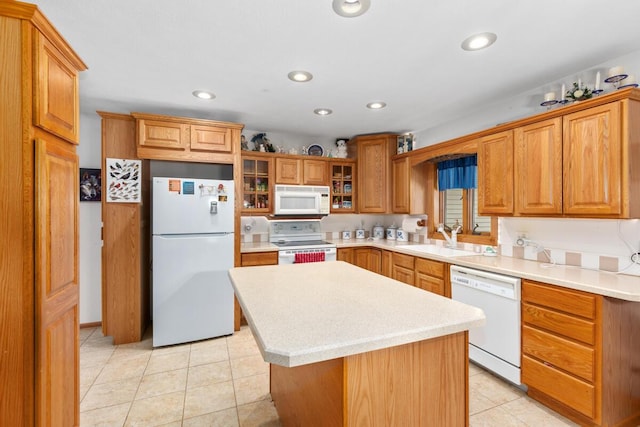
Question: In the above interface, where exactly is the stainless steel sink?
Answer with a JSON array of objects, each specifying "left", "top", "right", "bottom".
[{"left": 404, "top": 245, "right": 478, "bottom": 258}]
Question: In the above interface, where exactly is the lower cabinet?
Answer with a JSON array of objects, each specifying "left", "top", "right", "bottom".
[
  {"left": 337, "top": 247, "right": 354, "bottom": 264},
  {"left": 236, "top": 251, "right": 278, "bottom": 330},
  {"left": 391, "top": 252, "right": 415, "bottom": 285},
  {"left": 521, "top": 279, "right": 640, "bottom": 426},
  {"left": 340, "top": 248, "right": 450, "bottom": 297},
  {"left": 415, "top": 258, "right": 450, "bottom": 297}
]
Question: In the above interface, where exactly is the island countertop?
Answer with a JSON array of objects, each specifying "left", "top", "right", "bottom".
[{"left": 229, "top": 261, "right": 485, "bottom": 367}]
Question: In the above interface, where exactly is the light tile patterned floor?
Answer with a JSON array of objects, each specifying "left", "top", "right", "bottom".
[{"left": 80, "top": 326, "right": 578, "bottom": 426}]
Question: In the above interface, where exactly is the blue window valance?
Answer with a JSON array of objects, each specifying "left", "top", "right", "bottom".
[{"left": 437, "top": 155, "right": 477, "bottom": 191}]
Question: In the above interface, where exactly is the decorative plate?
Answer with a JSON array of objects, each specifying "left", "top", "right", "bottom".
[{"left": 307, "top": 144, "right": 324, "bottom": 156}]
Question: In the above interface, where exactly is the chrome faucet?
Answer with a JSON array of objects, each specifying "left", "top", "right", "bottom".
[{"left": 437, "top": 221, "right": 462, "bottom": 248}]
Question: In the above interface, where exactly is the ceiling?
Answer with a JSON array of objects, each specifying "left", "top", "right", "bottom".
[{"left": 32, "top": 0, "right": 640, "bottom": 140}]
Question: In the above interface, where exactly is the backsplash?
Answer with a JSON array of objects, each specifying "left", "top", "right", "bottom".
[
  {"left": 241, "top": 215, "right": 640, "bottom": 277},
  {"left": 499, "top": 217, "right": 640, "bottom": 276}
]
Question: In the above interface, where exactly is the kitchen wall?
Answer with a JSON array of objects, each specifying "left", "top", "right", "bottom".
[
  {"left": 78, "top": 112, "right": 102, "bottom": 323},
  {"left": 78, "top": 49, "right": 640, "bottom": 322}
]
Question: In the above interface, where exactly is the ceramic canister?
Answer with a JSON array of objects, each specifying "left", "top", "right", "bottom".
[
  {"left": 386, "top": 226, "right": 397, "bottom": 240},
  {"left": 342, "top": 230, "right": 351, "bottom": 240},
  {"left": 355, "top": 229, "right": 366, "bottom": 239},
  {"left": 396, "top": 229, "right": 408, "bottom": 242},
  {"left": 372, "top": 225, "right": 385, "bottom": 239}
]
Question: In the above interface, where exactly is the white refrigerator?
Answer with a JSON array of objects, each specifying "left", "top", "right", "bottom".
[{"left": 152, "top": 177, "right": 234, "bottom": 347}]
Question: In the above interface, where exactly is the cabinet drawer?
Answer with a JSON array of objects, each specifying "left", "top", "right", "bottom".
[
  {"left": 522, "top": 280, "right": 597, "bottom": 319},
  {"left": 241, "top": 252, "right": 278, "bottom": 266},
  {"left": 522, "top": 302, "right": 595, "bottom": 345},
  {"left": 522, "top": 355, "right": 595, "bottom": 419},
  {"left": 415, "top": 258, "right": 444, "bottom": 278},
  {"left": 392, "top": 252, "right": 414, "bottom": 270},
  {"left": 522, "top": 325, "right": 594, "bottom": 382}
]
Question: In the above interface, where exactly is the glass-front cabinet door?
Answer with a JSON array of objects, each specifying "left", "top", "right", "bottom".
[
  {"left": 330, "top": 160, "right": 356, "bottom": 213},
  {"left": 242, "top": 155, "right": 272, "bottom": 214}
]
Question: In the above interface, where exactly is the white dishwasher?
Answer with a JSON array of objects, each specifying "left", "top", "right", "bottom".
[{"left": 450, "top": 265, "right": 522, "bottom": 386}]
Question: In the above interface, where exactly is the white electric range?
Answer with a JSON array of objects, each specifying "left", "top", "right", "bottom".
[{"left": 269, "top": 220, "right": 337, "bottom": 264}]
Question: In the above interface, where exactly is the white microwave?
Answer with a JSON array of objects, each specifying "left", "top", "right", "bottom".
[{"left": 274, "top": 185, "right": 330, "bottom": 216}]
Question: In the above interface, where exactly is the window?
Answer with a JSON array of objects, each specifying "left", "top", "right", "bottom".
[
  {"left": 440, "top": 188, "right": 491, "bottom": 235},
  {"left": 430, "top": 154, "right": 496, "bottom": 244}
]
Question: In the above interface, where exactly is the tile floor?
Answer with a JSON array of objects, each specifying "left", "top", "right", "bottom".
[{"left": 80, "top": 326, "right": 578, "bottom": 426}]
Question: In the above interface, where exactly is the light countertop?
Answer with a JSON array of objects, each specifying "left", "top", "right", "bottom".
[
  {"left": 229, "top": 261, "right": 485, "bottom": 367},
  {"left": 241, "top": 240, "right": 640, "bottom": 302}
]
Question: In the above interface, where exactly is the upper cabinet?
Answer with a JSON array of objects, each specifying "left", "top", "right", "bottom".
[
  {"left": 477, "top": 92, "right": 640, "bottom": 219},
  {"left": 132, "top": 112, "right": 243, "bottom": 163},
  {"left": 303, "top": 159, "right": 329, "bottom": 185},
  {"left": 275, "top": 157, "right": 329, "bottom": 185},
  {"left": 241, "top": 154, "right": 273, "bottom": 214},
  {"left": 33, "top": 30, "right": 82, "bottom": 143},
  {"left": 330, "top": 160, "right": 356, "bottom": 213},
  {"left": 477, "top": 130, "right": 514, "bottom": 214},
  {"left": 563, "top": 103, "right": 622, "bottom": 216},
  {"left": 515, "top": 118, "right": 563, "bottom": 215},
  {"left": 275, "top": 158, "right": 302, "bottom": 184},
  {"left": 392, "top": 156, "right": 427, "bottom": 214},
  {"left": 349, "top": 134, "right": 397, "bottom": 213}
]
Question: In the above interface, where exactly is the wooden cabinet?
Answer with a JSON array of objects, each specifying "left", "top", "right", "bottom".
[
  {"left": 514, "top": 118, "right": 563, "bottom": 215},
  {"left": 477, "top": 130, "right": 514, "bottom": 214},
  {"left": 415, "top": 258, "right": 449, "bottom": 297},
  {"left": 236, "top": 252, "right": 278, "bottom": 330},
  {"left": 337, "top": 247, "right": 354, "bottom": 264},
  {"left": 303, "top": 159, "right": 328, "bottom": 185},
  {"left": 0, "top": 3, "right": 87, "bottom": 425},
  {"left": 391, "top": 252, "right": 415, "bottom": 285},
  {"left": 275, "top": 157, "right": 301, "bottom": 184},
  {"left": 330, "top": 161, "right": 356, "bottom": 212},
  {"left": 242, "top": 155, "right": 273, "bottom": 213},
  {"left": 133, "top": 112, "right": 243, "bottom": 163},
  {"left": 392, "top": 157, "right": 428, "bottom": 214},
  {"left": 354, "top": 248, "right": 381, "bottom": 274},
  {"left": 478, "top": 94, "right": 640, "bottom": 218},
  {"left": 240, "top": 251, "right": 278, "bottom": 266},
  {"left": 275, "top": 157, "right": 329, "bottom": 185},
  {"left": 381, "top": 250, "right": 392, "bottom": 277},
  {"left": 521, "top": 279, "right": 640, "bottom": 426},
  {"left": 99, "top": 113, "right": 150, "bottom": 346},
  {"left": 349, "top": 134, "right": 397, "bottom": 213},
  {"left": 34, "top": 30, "right": 81, "bottom": 143},
  {"left": 563, "top": 102, "right": 622, "bottom": 216}
]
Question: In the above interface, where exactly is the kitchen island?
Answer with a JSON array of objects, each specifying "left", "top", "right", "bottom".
[{"left": 229, "top": 261, "right": 485, "bottom": 426}]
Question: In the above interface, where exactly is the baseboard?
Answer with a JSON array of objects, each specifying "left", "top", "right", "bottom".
[{"left": 80, "top": 321, "right": 102, "bottom": 329}]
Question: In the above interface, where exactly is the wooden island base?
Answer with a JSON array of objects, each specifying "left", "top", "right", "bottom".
[{"left": 271, "top": 332, "right": 469, "bottom": 426}]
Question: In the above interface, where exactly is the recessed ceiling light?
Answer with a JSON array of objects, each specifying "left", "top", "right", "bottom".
[
  {"left": 287, "top": 70, "right": 313, "bottom": 82},
  {"left": 192, "top": 90, "right": 215, "bottom": 100},
  {"left": 461, "top": 32, "right": 497, "bottom": 51},
  {"left": 366, "top": 101, "right": 386, "bottom": 109},
  {"left": 314, "top": 108, "right": 333, "bottom": 116},
  {"left": 332, "top": 0, "right": 370, "bottom": 17}
]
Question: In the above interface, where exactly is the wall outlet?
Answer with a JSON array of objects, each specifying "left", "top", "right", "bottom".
[{"left": 516, "top": 232, "right": 528, "bottom": 246}]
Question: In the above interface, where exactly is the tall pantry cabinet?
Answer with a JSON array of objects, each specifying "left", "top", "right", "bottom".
[{"left": 0, "top": 2, "right": 87, "bottom": 426}]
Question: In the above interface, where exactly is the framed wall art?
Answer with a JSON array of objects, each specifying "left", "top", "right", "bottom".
[
  {"left": 106, "top": 158, "right": 141, "bottom": 203},
  {"left": 80, "top": 168, "right": 101, "bottom": 202}
]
